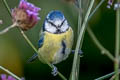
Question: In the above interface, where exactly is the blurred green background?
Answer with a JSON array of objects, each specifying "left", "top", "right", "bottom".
[{"left": 0, "top": 0, "right": 116, "bottom": 80}]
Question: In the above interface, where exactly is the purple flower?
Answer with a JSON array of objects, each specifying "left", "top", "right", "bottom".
[
  {"left": 0, "top": 74, "right": 16, "bottom": 80},
  {"left": 19, "top": 0, "right": 40, "bottom": 13},
  {"left": 107, "top": 0, "right": 114, "bottom": 8},
  {"left": 12, "top": 0, "right": 41, "bottom": 30}
]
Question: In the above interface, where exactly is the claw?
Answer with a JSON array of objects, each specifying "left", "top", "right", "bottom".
[
  {"left": 71, "top": 50, "right": 83, "bottom": 56},
  {"left": 51, "top": 65, "right": 58, "bottom": 76}
]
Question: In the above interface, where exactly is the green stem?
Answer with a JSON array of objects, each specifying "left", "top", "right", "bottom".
[
  {"left": 87, "top": 27, "right": 115, "bottom": 61},
  {"left": 1, "top": 0, "right": 67, "bottom": 80},
  {"left": 77, "top": 0, "right": 82, "bottom": 35},
  {"left": 75, "top": 0, "right": 82, "bottom": 80},
  {"left": 88, "top": 0, "right": 105, "bottom": 21},
  {"left": 70, "top": 0, "right": 95, "bottom": 80},
  {"left": 94, "top": 70, "right": 120, "bottom": 80},
  {"left": 19, "top": 29, "right": 38, "bottom": 54},
  {"left": 114, "top": 0, "right": 120, "bottom": 80},
  {"left": 0, "top": 66, "right": 21, "bottom": 80},
  {"left": 109, "top": 74, "right": 118, "bottom": 80},
  {"left": 2, "top": 0, "right": 12, "bottom": 17},
  {"left": 87, "top": 0, "right": 115, "bottom": 61},
  {"left": 0, "top": 23, "right": 17, "bottom": 35}
]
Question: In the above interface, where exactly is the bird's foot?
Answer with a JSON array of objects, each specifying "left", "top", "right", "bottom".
[
  {"left": 51, "top": 65, "right": 58, "bottom": 76},
  {"left": 71, "top": 50, "right": 83, "bottom": 56}
]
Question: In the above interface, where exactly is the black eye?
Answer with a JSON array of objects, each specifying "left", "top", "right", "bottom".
[
  {"left": 50, "top": 22, "right": 56, "bottom": 27},
  {"left": 47, "top": 20, "right": 57, "bottom": 28},
  {"left": 57, "top": 29, "right": 60, "bottom": 32}
]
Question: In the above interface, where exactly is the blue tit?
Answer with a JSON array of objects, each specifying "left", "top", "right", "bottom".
[
  {"left": 28, "top": 10, "right": 74, "bottom": 65},
  {"left": 27, "top": 10, "right": 83, "bottom": 76},
  {"left": 38, "top": 10, "right": 74, "bottom": 64}
]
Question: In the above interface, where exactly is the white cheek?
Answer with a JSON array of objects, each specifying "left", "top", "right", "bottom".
[
  {"left": 45, "top": 22, "right": 57, "bottom": 33},
  {"left": 60, "top": 21, "right": 69, "bottom": 32},
  {"left": 54, "top": 20, "right": 62, "bottom": 26}
]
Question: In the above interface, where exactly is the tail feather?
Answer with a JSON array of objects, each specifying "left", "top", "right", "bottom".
[{"left": 27, "top": 53, "right": 38, "bottom": 63}]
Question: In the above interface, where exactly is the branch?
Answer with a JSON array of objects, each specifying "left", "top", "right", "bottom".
[
  {"left": 87, "top": 27, "right": 115, "bottom": 61},
  {"left": 0, "top": 66, "right": 21, "bottom": 80}
]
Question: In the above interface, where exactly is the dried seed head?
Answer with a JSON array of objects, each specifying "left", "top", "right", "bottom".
[{"left": 12, "top": 0, "right": 40, "bottom": 31}]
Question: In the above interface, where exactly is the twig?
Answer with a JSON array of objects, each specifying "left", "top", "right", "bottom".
[
  {"left": 72, "top": 1, "right": 106, "bottom": 79},
  {"left": 87, "top": 27, "right": 115, "bottom": 61},
  {"left": 109, "top": 70, "right": 120, "bottom": 80},
  {"left": 77, "top": 0, "right": 82, "bottom": 35},
  {"left": 75, "top": 0, "right": 82, "bottom": 80},
  {"left": 114, "top": 0, "right": 120, "bottom": 79},
  {"left": 0, "top": 66, "right": 21, "bottom": 80},
  {"left": 94, "top": 70, "right": 120, "bottom": 80},
  {"left": 86, "top": 0, "right": 115, "bottom": 61},
  {"left": 0, "top": 23, "right": 17, "bottom": 35},
  {"left": 109, "top": 74, "right": 118, "bottom": 80},
  {"left": 70, "top": 0, "right": 95, "bottom": 80},
  {"left": 2, "top": 0, "right": 12, "bottom": 17},
  {"left": 88, "top": 0, "right": 105, "bottom": 21}
]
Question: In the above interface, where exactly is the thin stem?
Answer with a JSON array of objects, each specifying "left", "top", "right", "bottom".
[
  {"left": 88, "top": 0, "right": 105, "bottom": 21},
  {"left": 75, "top": 0, "right": 82, "bottom": 80},
  {"left": 1, "top": 0, "right": 12, "bottom": 17},
  {"left": 77, "top": 0, "right": 82, "bottom": 35},
  {"left": 87, "top": 0, "right": 115, "bottom": 61},
  {"left": 110, "top": 74, "right": 118, "bottom": 80},
  {"left": 57, "top": 72, "right": 67, "bottom": 80},
  {"left": 20, "top": 29, "right": 38, "bottom": 53},
  {"left": 0, "top": 23, "right": 17, "bottom": 35},
  {"left": 70, "top": 0, "right": 95, "bottom": 80},
  {"left": 1, "top": 0, "right": 67, "bottom": 79},
  {"left": 114, "top": 0, "right": 120, "bottom": 79},
  {"left": 87, "top": 27, "right": 115, "bottom": 61},
  {"left": 0, "top": 66, "right": 21, "bottom": 80},
  {"left": 94, "top": 70, "right": 120, "bottom": 80}
]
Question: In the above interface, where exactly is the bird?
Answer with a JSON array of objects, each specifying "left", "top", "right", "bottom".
[{"left": 27, "top": 10, "right": 82, "bottom": 76}]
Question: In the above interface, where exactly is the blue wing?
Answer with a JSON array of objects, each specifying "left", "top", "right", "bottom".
[
  {"left": 27, "top": 33, "right": 44, "bottom": 63},
  {"left": 61, "top": 40, "right": 66, "bottom": 54},
  {"left": 27, "top": 53, "right": 38, "bottom": 63},
  {"left": 38, "top": 33, "right": 44, "bottom": 48}
]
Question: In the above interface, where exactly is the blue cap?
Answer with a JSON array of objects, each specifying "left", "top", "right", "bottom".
[{"left": 47, "top": 10, "right": 65, "bottom": 21}]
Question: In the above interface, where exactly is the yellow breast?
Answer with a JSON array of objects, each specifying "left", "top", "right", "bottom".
[{"left": 38, "top": 27, "right": 73, "bottom": 64}]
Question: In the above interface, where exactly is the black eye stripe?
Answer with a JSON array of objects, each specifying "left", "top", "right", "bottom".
[
  {"left": 59, "top": 19, "right": 66, "bottom": 28},
  {"left": 46, "top": 18, "right": 66, "bottom": 28},
  {"left": 46, "top": 18, "right": 57, "bottom": 28}
]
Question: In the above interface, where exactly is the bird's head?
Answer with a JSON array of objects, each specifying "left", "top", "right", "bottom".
[{"left": 43, "top": 10, "right": 69, "bottom": 34}]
